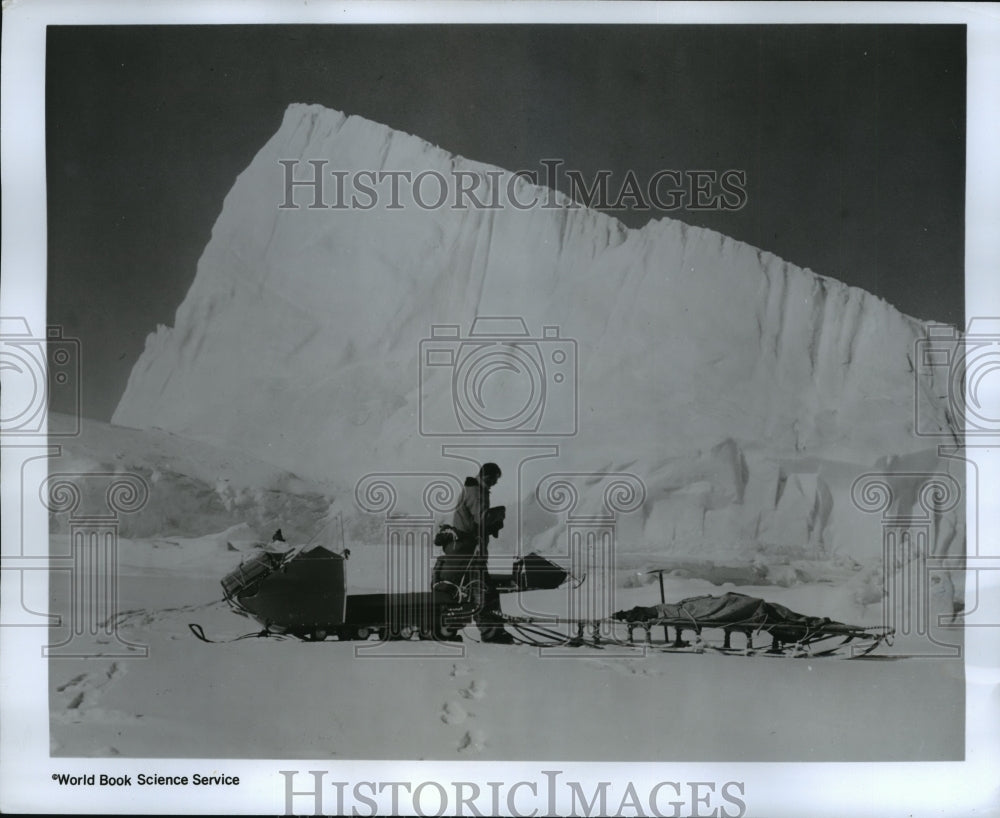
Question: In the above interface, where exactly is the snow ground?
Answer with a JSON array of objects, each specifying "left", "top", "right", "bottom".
[
  {"left": 48, "top": 531, "right": 964, "bottom": 762},
  {"left": 44, "top": 414, "right": 965, "bottom": 762}
]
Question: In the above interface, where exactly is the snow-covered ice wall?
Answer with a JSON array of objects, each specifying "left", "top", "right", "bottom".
[{"left": 113, "top": 103, "right": 962, "bottom": 570}]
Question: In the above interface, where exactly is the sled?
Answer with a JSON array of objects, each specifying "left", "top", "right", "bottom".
[
  {"left": 611, "top": 592, "right": 894, "bottom": 658},
  {"left": 212, "top": 546, "right": 892, "bottom": 657}
]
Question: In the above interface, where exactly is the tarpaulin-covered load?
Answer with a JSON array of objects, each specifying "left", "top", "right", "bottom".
[{"left": 615, "top": 592, "right": 856, "bottom": 644}]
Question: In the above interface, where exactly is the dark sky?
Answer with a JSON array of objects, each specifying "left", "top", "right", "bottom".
[{"left": 46, "top": 24, "right": 966, "bottom": 421}]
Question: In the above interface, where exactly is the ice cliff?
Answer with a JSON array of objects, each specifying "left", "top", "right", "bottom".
[{"left": 113, "top": 103, "right": 963, "bottom": 574}]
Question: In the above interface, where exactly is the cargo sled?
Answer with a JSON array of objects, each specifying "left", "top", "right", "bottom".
[{"left": 612, "top": 592, "right": 893, "bottom": 657}]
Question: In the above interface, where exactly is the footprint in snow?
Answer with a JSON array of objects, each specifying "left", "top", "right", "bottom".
[
  {"left": 450, "top": 663, "right": 471, "bottom": 678},
  {"left": 56, "top": 673, "right": 88, "bottom": 693},
  {"left": 457, "top": 729, "right": 487, "bottom": 752},
  {"left": 56, "top": 662, "right": 126, "bottom": 714},
  {"left": 441, "top": 701, "right": 467, "bottom": 725},
  {"left": 460, "top": 680, "right": 487, "bottom": 700}
]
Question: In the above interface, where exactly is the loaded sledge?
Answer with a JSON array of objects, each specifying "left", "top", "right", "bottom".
[
  {"left": 204, "top": 543, "right": 893, "bottom": 658},
  {"left": 608, "top": 592, "right": 893, "bottom": 657}
]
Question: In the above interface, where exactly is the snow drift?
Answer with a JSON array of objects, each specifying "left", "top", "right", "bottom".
[
  {"left": 111, "top": 103, "right": 963, "bottom": 578},
  {"left": 46, "top": 413, "right": 334, "bottom": 542}
]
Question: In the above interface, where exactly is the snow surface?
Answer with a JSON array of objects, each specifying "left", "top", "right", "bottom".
[
  {"left": 47, "top": 416, "right": 964, "bottom": 761},
  {"left": 49, "top": 563, "right": 964, "bottom": 762}
]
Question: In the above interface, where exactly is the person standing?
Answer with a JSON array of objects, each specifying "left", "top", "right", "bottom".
[{"left": 438, "top": 462, "right": 513, "bottom": 643}]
